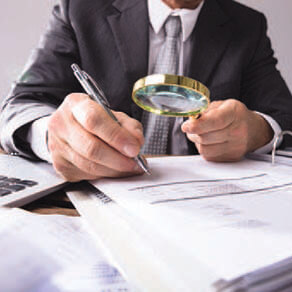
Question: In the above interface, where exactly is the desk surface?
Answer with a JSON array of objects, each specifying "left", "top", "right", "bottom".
[
  {"left": 23, "top": 190, "right": 79, "bottom": 216},
  {"left": 0, "top": 149, "right": 156, "bottom": 216}
]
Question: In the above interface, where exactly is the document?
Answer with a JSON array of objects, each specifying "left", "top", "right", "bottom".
[
  {"left": 83, "top": 155, "right": 292, "bottom": 291},
  {"left": 0, "top": 208, "right": 135, "bottom": 292}
]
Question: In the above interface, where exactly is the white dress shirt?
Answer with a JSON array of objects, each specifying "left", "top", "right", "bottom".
[
  {"left": 28, "top": 0, "right": 282, "bottom": 161},
  {"left": 147, "top": 0, "right": 282, "bottom": 155}
]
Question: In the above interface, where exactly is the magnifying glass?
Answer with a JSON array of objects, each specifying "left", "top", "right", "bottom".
[{"left": 132, "top": 74, "right": 210, "bottom": 117}]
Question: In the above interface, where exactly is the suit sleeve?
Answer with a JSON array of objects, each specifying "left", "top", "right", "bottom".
[
  {"left": 0, "top": 0, "right": 81, "bottom": 158},
  {"left": 241, "top": 13, "right": 292, "bottom": 148}
]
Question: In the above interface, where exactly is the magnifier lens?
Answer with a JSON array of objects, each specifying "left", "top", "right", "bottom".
[{"left": 132, "top": 75, "right": 210, "bottom": 117}]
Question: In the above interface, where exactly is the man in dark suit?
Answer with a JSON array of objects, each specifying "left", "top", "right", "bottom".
[{"left": 0, "top": 0, "right": 292, "bottom": 181}]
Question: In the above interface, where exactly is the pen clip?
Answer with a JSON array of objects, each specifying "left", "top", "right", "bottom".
[{"left": 82, "top": 71, "right": 111, "bottom": 108}]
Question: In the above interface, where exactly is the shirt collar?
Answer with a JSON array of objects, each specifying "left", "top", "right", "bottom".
[{"left": 148, "top": 0, "right": 204, "bottom": 42}]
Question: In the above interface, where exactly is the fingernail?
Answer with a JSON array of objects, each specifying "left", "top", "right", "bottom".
[{"left": 123, "top": 144, "right": 138, "bottom": 157}]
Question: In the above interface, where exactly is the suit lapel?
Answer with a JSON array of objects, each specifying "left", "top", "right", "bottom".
[
  {"left": 107, "top": 0, "right": 149, "bottom": 86},
  {"left": 188, "top": 0, "right": 233, "bottom": 86}
]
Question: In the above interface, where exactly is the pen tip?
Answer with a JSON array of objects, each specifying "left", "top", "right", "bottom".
[{"left": 146, "top": 170, "right": 152, "bottom": 176}]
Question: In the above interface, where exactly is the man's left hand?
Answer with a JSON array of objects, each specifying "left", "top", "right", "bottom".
[{"left": 181, "top": 99, "right": 274, "bottom": 162}]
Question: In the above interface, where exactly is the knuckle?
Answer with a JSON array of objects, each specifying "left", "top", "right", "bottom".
[
  {"left": 64, "top": 93, "right": 74, "bottom": 103},
  {"left": 213, "top": 110, "right": 226, "bottom": 128},
  {"left": 117, "top": 111, "right": 143, "bottom": 131},
  {"left": 226, "top": 98, "right": 237, "bottom": 106},
  {"left": 226, "top": 99, "right": 239, "bottom": 111},
  {"left": 71, "top": 152, "right": 91, "bottom": 172},
  {"left": 232, "top": 100, "right": 247, "bottom": 117},
  {"left": 107, "top": 124, "right": 125, "bottom": 145},
  {"left": 64, "top": 94, "right": 77, "bottom": 108},
  {"left": 85, "top": 161, "right": 102, "bottom": 176},
  {"left": 84, "top": 139, "right": 101, "bottom": 160},
  {"left": 132, "top": 119, "right": 143, "bottom": 131},
  {"left": 65, "top": 92, "right": 87, "bottom": 105},
  {"left": 82, "top": 107, "right": 100, "bottom": 131}
]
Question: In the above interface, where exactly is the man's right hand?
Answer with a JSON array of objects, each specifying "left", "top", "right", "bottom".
[{"left": 48, "top": 93, "right": 145, "bottom": 181}]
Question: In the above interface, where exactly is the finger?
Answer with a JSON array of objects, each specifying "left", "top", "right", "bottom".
[
  {"left": 65, "top": 137, "right": 143, "bottom": 176},
  {"left": 51, "top": 153, "right": 97, "bottom": 182},
  {"left": 66, "top": 93, "right": 144, "bottom": 150},
  {"left": 51, "top": 135, "right": 143, "bottom": 180},
  {"left": 48, "top": 94, "right": 144, "bottom": 175},
  {"left": 66, "top": 115, "right": 140, "bottom": 172},
  {"left": 48, "top": 93, "right": 89, "bottom": 139},
  {"left": 71, "top": 99, "right": 141, "bottom": 158},
  {"left": 196, "top": 141, "right": 244, "bottom": 162},
  {"left": 116, "top": 111, "right": 144, "bottom": 145},
  {"left": 62, "top": 144, "right": 144, "bottom": 179},
  {"left": 54, "top": 129, "right": 142, "bottom": 175},
  {"left": 196, "top": 142, "right": 228, "bottom": 161},
  {"left": 49, "top": 132, "right": 95, "bottom": 181},
  {"left": 186, "top": 127, "right": 229, "bottom": 145},
  {"left": 182, "top": 100, "right": 237, "bottom": 135}
]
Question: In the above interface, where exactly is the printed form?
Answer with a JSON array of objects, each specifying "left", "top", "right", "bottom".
[
  {"left": 91, "top": 156, "right": 292, "bottom": 282},
  {"left": 0, "top": 208, "right": 134, "bottom": 292}
]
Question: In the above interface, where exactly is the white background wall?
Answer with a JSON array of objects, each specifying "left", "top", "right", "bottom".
[
  {"left": 237, "top": 0, "right": 292, "bottom": 92},
  {"left": 0, "top": 0, "right": 291, "bottom": 101},
  {"left": 0, "top": 0, "right": 54, "bottom": 101}
]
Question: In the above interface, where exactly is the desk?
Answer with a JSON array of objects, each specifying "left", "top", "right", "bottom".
[
  {"left": 23, "top": 189, "right": 79, "bottom": 216},
  {"left": 0, "top": 149, "right": 154, "bottom": 216}
]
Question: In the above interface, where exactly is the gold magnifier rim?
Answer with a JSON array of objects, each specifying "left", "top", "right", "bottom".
[{"left": 132, "top": 74, "right": 210, "bottom": 117}]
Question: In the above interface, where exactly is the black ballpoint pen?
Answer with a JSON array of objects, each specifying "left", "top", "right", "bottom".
[{"left": 71, "top": 63, "right": 151, "bottom": 175}]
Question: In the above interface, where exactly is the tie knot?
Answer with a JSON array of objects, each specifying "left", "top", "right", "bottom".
[{"left": 164, "top": 16, "right": 181, "bottom": 38}]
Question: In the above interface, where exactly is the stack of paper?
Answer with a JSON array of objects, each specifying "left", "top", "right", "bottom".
[
  {"left": 0, "top": 208, "right": 135, "bottom": 292},
  {"left": 67, "top": 156, "right": 292, "bottom": 292}
]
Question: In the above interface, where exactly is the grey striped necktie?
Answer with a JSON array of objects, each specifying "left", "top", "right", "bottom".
[{"left": 141, "top": 16, "right": 181, "bottom": 155}]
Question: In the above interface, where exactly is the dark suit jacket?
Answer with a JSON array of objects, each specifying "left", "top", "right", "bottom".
[{"left": 1, "top": 0, "right": 292, "bottom": 158}]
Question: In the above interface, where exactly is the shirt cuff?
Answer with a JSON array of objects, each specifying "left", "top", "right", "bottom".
[
  {"left": 253, "top": 112, "right": 282, "bottom": 154},
  {"left": 27, "top": 116, "right": 52, "bottom": 163}
]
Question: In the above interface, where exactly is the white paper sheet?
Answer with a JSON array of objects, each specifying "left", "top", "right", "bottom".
[
  {"left": 0, "top": 208, "right": 134, "bottom": 292},
  {"left": 91, "top": 156, "right": 292, "bottom": 281},
  {"left": 67, "top": 185, "right": 220, "bottom": 292}
]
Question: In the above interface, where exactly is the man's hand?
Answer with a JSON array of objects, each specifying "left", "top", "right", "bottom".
[
  {"left": 48, "top": 93, "right": 145, "bottom": 181},
  {"left": 181, "top": 99, "right": 274, "bottom": 162}
]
